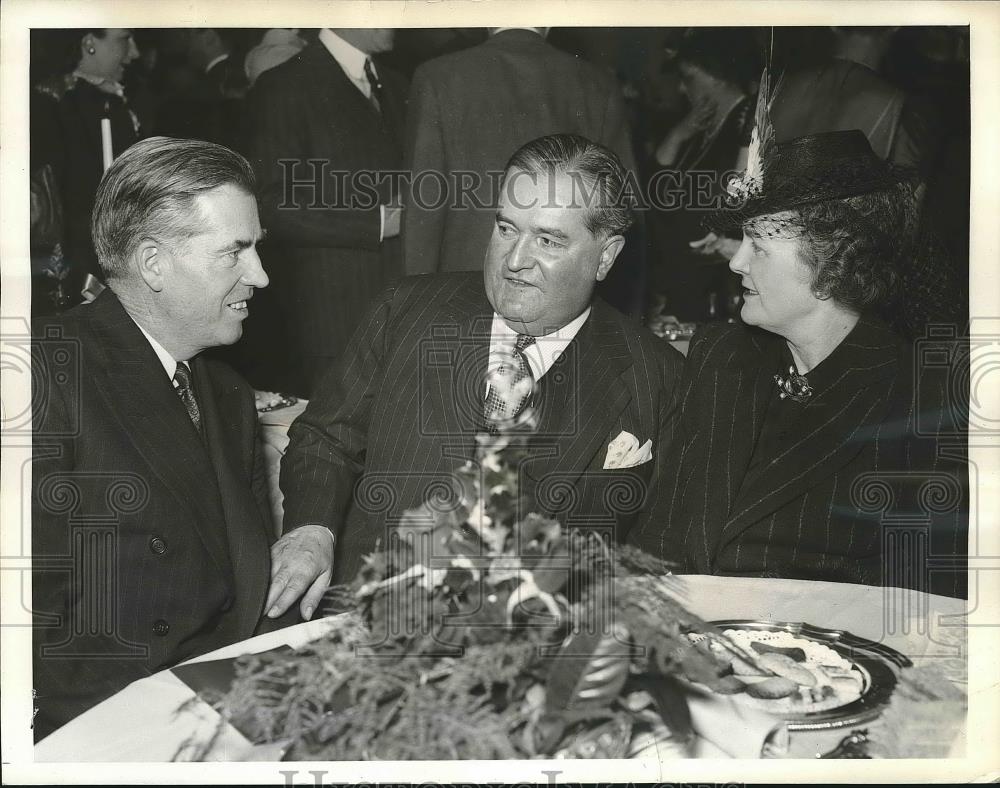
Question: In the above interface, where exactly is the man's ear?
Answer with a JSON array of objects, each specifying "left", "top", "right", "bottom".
[
  {"left": 134, "top": 239, "right": 166, "bottom": 292},
  {"left": 595, "top": 234, "right": 625, "bottom": 282}
]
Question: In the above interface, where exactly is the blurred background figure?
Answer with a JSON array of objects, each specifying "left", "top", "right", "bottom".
[
  {"left": 244, "top": 28, "right": 307, "bottom": 87},
  {"left": 646, "top": 27, "right": 761, "bottom": 322},
  {"left": 243, "top": 28, "right": 407, "bottom": 396},
  {"left": 30, "top": 28, "right": 143, "bottom": 313},
  {"left": 769, "top": 25, "right": 968, "bottom": 333},
  {"left": 402, "top": 26, "right": 645, "bottom": 316},
  {"left": 26, "top": 26, "right": 969, "bottom": 349},
  {"left": 769, "top": 26, "right": 923, "bottom": 168},
  {"left": 155, "top": 28, "right": 248, "bottom": 149},
  {"left": 188, "top": 27, "right": 249, "bottom": 99}
]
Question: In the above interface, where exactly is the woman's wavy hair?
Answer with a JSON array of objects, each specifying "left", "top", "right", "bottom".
[{"left": 792, "top": 181, "right": 919, "bottom": 317}]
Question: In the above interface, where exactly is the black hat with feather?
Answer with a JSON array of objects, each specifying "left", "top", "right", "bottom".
[{"left": 712, "top": 69, "right": 918, "bottom": 233}]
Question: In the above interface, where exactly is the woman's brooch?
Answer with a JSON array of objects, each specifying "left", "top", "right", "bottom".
[{"left": 774, "top": 366, "right": 813, "bottom": 403}]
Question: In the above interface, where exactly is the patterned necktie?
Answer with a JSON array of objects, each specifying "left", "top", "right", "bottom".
[
  {"left": 484, "top": 334, "right": 536, "bottom": 425},
  {"left": 363, "top": 58, "right": 382, "bottom": 114},
  {"left": 172, "top": 362, "right": 202, "bottom": 432}
]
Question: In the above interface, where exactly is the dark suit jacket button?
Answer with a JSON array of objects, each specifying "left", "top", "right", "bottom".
[
  {"left": 149, "top": 537, "right": 167, "bottom": 555},
  {"left": 221, "top": 597, "right": 234, "bottom": 613},
  {"left": 152, "top": 619, "right": 170, "bottom": 636}
]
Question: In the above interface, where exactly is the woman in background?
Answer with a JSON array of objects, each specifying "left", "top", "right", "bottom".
[
  {"left": 32, "top": 29, "right": 142, "bottom": 307},
  {"left": 647, "top": 27, "right": 760, "bottom": 321}
]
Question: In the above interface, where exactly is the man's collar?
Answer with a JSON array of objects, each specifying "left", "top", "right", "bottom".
[
  {"left": 489, "top": 306, "right": 591, "bottom": 380},
  {"left": 492, "top": 306, "right": 592, "bottom": 342},
  {"left": 318, "top": 28, "right": 369, "bottom": 79},
  {"left": 205, "top": 52, "right": 229, "bottom": 74},
  {"left": 128, "top": 316, "right": 180, "bottom": 382}
]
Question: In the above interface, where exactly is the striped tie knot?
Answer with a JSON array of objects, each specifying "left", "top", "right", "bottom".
[{"left": 172, "top": 362, "right": 202, "bottom": 432}]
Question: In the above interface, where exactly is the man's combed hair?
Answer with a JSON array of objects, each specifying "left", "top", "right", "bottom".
[
  {"left": 91, "top": 136, "right": 256, "bottom": 280},
  {"left": 504, "top": 133, "right": 635, "bottom": 238}
]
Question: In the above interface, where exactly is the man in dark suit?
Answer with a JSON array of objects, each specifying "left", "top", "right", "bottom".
[
  {"left": 243, "top": 28, "right": 407, "bottom": 396},
  {"left": 156, "top": 28, "right": 249, "bottom": 150},
  {"left": 265, "top": 134, "right": 684, "bottom": 621},
  {"left": 31, "top": 137, "right": 284, "bottom": 740},
  {"left": 402, "top": 27, "right": 644, "bottom": 316}
]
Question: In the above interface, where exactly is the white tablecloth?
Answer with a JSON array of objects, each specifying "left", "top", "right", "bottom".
[
  {"left": 257, "top": 399, "right": 307, "bottom": 536},
  {"left": 34, "top": 575, "right": 966, "bottom": 762}
]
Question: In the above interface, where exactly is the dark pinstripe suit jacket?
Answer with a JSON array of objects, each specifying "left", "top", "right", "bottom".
[
  {"left": 31, "top": 290, "right": 280, "bottom": 739},
  {"left": 281, "top": 273, "right": 685, "bottom": 584},
  {"left": 243, "top": 43, "right": 407, "bottom": 395},
  {"left": 630, "top": 318, "right": 968, "bottom": 598}
]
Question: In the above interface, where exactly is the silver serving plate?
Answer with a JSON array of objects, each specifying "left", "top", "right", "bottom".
[{"left": 710, "top": 619, "right": 911, "bottom": 731}]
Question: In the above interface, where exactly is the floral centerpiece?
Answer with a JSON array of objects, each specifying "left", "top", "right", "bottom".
[{"left": 203, "top": 424, "right": 751, "bottom": 761}]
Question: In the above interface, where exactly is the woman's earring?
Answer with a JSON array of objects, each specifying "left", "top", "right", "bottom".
[{"left": 87, "top": 47, "right": 95, "bottom": 54}]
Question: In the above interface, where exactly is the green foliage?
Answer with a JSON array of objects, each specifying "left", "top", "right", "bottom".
[{"left": 208, "top": 436, "right": 727, "bottom": 760}]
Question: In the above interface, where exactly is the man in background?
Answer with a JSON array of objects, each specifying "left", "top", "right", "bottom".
[
  {"left": 244, "top": 28, "right": 407, "bottom": 396},
  {"left": 403, "top": 27, "right": 644, "bottom": 316}
]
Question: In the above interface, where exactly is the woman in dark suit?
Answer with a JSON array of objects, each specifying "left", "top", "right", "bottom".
[
  {"left": 32, "top": 29, "right": 143, "bottom": 305},
  {"left": 632, "top": 128, "right": 967, "bottom": 598}
]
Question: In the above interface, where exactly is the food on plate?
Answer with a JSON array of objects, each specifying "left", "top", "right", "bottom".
[
  {"left": 750, "top": 641, "right": 807, "bottom": 662},
  {"left": 745, "top": 676, "right": 798, "bottom": 699},
  {"left": 688, "top": 627, "right": 867, "bottom": 715},
  {"left": 756, "top": 653, "right": 817, "bottom": 687}
]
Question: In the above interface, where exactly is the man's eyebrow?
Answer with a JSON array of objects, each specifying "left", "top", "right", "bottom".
[
  {"left": 495, "top": 213, "right": 569, "bottom": 241},
  {"left": 531, "top": 224, "right": 569, "bottom": 240},
  {"left": 220, "top": 230, "right": 267, "bottom": 252}
]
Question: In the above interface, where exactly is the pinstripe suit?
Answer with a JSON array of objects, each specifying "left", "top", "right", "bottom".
[
  {"left": 630, "top": 318, "right": 968, "bottom": 598},
  {"left": 31, "top": 290, "right": 283, "bottom": 740},
  {"left": 243, "top": 43, "right": 407, "bottom": 396},
  {"left": 280, "top": 272, "right": 685, "bottom": 584}
]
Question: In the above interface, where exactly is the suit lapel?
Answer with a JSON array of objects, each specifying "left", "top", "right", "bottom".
[
  {"left": 527, "top": 301, "right": 634, "bottom": 488},
  {"left": 88, "top": 291, "right": 235, "bottom": 583},
  {"left": 718, "top": 319, "right": 901, "bottom": 551},
  {"left": 308, "top": 43, "right": 388, "bottom": 126},
  {"left": 194, "top": 361, "right": 270, "bottom": 634},
  {"left": 678, "top": 327, "right": 777, "bottom": 574},
  {"left": 420, "top": 278, "right": 494, "bottom": 464}
]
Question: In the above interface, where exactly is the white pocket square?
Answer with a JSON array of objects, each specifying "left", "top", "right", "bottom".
[{"left": 603, "top": 430, "right": 653, "bottom": 469}]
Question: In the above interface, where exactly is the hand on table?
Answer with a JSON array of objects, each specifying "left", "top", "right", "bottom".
[{"left": 266, "top": 524, "right": 334, "bottom": 621}]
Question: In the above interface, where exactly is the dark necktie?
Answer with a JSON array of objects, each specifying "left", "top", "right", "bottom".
[
  {"left": 484, "top": 334, "right": 536, "bottom": 425},
  {"left": 363, "top": 58, "right": 382, "bottom": 114},
  {"left": 172, "top": 362, "right": 202, "bottom": 433}
]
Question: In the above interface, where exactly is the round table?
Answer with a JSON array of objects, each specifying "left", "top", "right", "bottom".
[{"left": 34, "top": 574, "right": 966, "bottom": 762}]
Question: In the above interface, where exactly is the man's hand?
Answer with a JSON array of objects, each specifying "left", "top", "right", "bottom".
[{"left": 265, "top": 525, "right": 335, "bottom": 621}]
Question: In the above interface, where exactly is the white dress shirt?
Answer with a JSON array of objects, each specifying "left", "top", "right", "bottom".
[
  {"left": 486, "top": 307, "right": 591, "bottom": 396},
  {"left": 131, "top": 318, "right": 179, "bottom": 385},
  {"left": 317, "top": 28, "right": 387, "bottom": 242}
]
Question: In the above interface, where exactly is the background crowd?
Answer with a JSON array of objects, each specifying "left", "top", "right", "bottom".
[{"left": 29, "top": 25, "right": 971, "bottom": 397}]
